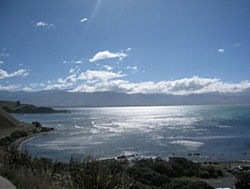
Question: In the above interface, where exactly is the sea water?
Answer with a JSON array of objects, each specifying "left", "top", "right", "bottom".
[{"left": 13, "top": 105, "right": 250, "bottom": 162}]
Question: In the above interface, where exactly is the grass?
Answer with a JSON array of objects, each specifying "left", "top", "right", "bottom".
[{"left": 0, "top": 147, "right": 225, "bottom": 189}]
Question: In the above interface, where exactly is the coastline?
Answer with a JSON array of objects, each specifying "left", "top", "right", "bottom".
[
  {"left": 13, "top": 131, "right": 50, "bottom": 152},
  {"left": 15, "top": 133, "right": 250, "bottom": 166}
]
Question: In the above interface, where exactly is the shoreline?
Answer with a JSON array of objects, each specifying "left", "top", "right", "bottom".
[
  {"left": 15, "top": 133, "right": 250, "bottom": 165},
  {"left": 13, "top": 132, "right": 48, "bottom": 152}
]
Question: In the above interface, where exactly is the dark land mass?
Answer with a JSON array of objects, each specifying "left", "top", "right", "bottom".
[
  {"left": 1, "top": 90, "right": 250, "bottom": 107},
  {"left": 0, "top": 100, "right": 68, "bottom": 114}
]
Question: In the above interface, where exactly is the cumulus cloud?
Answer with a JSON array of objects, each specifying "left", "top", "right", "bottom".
[
  {"left": 80, "top": 18, "right": 88, "bottom": 23},
  {"left": 217, "top": 48, "right": 225, "bottom": 53},
  {"left": 6, "top": 68, "right": 250, "bottom": 96},
  {"left": 71, "top": 75, "right": 250, "bottom": 95},
  {"left": 35, "top": 21, "right": 54, "bottom": 28},
  {"left": 0, "top": 60, "right": 4, "bottom": 64},
  {"left": 0, "top": 69, "right": 29, "bottom": 80},
  {"left": 37, "top": 70, "right": 125, "bottom": 91},
  {"left": 78, "top": 70, "right": 125, "bottom": 81},
  {"left": 89, "top": 50, "right": 127, "bottom": 62}
]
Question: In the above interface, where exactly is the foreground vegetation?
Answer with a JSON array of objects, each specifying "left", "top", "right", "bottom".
[{"left": 0, "top": 145, "right": 227, "bottom": 189}]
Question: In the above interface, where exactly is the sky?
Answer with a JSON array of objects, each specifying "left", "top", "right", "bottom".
[{"left": 1, "top": 0, "right": 250, "bottom": 95}]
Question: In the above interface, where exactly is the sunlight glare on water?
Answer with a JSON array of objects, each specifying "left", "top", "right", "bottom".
[{"left": 15, "top": 105, "right": 250, "bottom": 162}]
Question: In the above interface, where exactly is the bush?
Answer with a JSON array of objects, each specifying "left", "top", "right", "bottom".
[
  {"left": 196, "top": 170, "right": 210, "bottom": 178},
  {"left": 32, "top": 121, "right": 42, "bottom": 128},
  {"left": 40, "top": 127, "right": 54, "bottom": 132},
  {"left": 235, "top": 172, "right": 250, "bottom": 189},
  {"left": 151, "top": 174, "right": 170, "bottom": 186},
  {"left": 0, "top": 136, "right": 14, "bottom": 146},
  {"left": 152, "top": 161, "right": 175, "bottom": 177},
  {"left": 1, "top": 149, "right": 221, "bottom": 189},
  {"left": 162, "top": 179, "right": 214, "bottom": 189},
  {"left": 0, "top": 164, "right": 58, "bottom": 189},
  {"left": 10, "top": 130, "right": 28, "bottom": 139}
]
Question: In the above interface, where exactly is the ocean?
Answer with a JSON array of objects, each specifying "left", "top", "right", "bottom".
[{"left": 14, "top": 105, "right": 250, "bottom": 162}]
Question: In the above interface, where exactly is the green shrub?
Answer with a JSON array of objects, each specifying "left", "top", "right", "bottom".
[
  {"left": 196, "top": 170, "right": 210, "bottom": 178},
  {"left": 151, "top": 174, "right": 170, "bottom": 186},
  {"left": 40, "top": 127, "right": 54, "bottom": 132},
  {"left": 1, "top": 149, "right": 221, "bottom": 189},
  {"left": 10, "top": 130, "right": 28, "bottom": 139},
  {"left": 162, "top": 179, "right": 214, "bottom": 189},
  {"left": 152, "top": 161, "right": 175, "bottom": 177},
  {"left": 0, "top": 136, "right": 14, "bottom": 146},
  {"left": 32, "top": 121, "right": 42, "bottom": 128},
  {"left": 0, "top": 164, "right": 58, "bottom": 189},
  {"left": 235, "top": 172, "right": 250, "bottom": 189}
]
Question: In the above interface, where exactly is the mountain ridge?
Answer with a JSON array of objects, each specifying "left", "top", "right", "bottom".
[{"left": 1, "top": 90, "right": 250, "bottom": 107}]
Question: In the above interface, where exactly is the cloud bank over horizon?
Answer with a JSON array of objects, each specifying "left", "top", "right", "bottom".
[
  {"left": 1, "top": 68, "right": 250, "bottom": 96},
  {"left": 69, "top": 73, "right": 250, "bottom": 95}
]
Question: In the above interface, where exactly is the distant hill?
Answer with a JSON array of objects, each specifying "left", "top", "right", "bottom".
[
  {"left": 0, "top": 100, "right": 68, "bottom": 113},
  {"left": 0, "top": 90, "right": 250, "bottom": 107}
]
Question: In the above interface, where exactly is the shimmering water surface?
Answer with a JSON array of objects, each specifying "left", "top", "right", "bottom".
[{"left": 14, "top": 105, "right": 250, "bottom": 162}]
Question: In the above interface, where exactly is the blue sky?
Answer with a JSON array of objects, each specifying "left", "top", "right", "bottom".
[{"left": 1, "top": 0, "right": 250, "bottom": 95}]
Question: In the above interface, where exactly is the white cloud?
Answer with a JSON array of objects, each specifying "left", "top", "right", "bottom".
[
  {"left": 69, "top": 68, "right": 75, "bottom": 73},
  {"left": 21, "top": 83, "right": 46, "bottom": 92},
  {"left": 44, "top": 82, "right": 73, "bottom": 91},
  {"left": 78, "top": 70, "right": 125, "bottom": 81},
  {"left": 126, "top": 66, "right": 138, "bottom": 72},
  {"left": 63, "top": 59, "right": 83, "bottom": 64},
  {"left": 35, "top": 21, "right": 54, "bottom": 28},
  {"left": 103, "top": 65, "right": 113, "bottom": 71},
  {"left": 89, "top": 50, "right": 127, "bottom": 62},
  {"left": 70, "top": 75, "right": 250, "bottom": 95},
  {"left": 5, "top": 68, "right": 250, "bottom": 96},
  {"left": 75, "top": 60, "right": 83, "bottom": 64},
  {"left": 0, "top": 84, "right": 19, "bottom": 91},
  {"left": 69, "top": 66, "right": 81, "bottom": 74},
  {"left": 0, "top": 60, "right": 4, "bottom": 64},
  {"left": 217, "top": 48, "right": 225, "bottom": 53},
  {"left": 80, "top": 18, "right": 88, "bottom": 23},
  {"left": 38, "top": 70, "right": 125, "bottom": 91},
  {"left": 42, "top": 74, "right": 77, "bottom": 90},
  {"left": 36, "top": 21, "right": 47, "bottom": 27},
  {"left": 0, "top": 69, "right": 29, "bottom": 80},
  {"left": 126, "top": 48, "right": 132, "bottom": 52}
]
